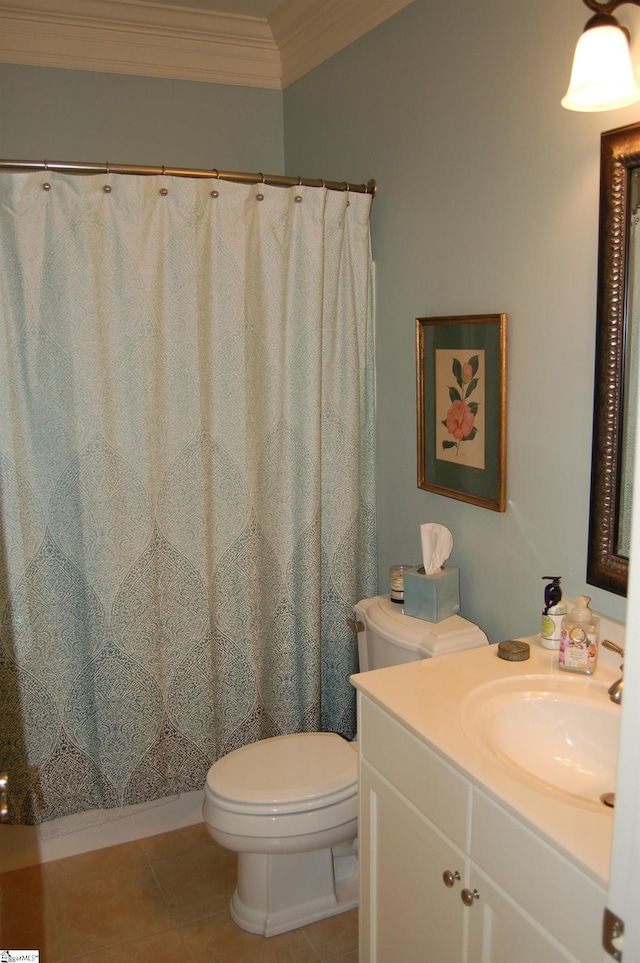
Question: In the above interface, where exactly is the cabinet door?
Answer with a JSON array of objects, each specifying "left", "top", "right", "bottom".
[
  {"left": 466, "top": 865, "right": 580, "bottom": 963},
  {"left": 360, "top": 759, "right": 467, "bottom": 963}
]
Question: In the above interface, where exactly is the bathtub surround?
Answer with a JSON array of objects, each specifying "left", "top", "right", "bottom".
[
  {"left": 0, "top": 171, "right": 376, "bottom": 825},
  {"left": 0, "top": 789, "right": 203, "bottom": 873}
]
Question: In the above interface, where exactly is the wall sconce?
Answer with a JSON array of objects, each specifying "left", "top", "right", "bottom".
[{"left": 562, "top": 0, "right": 640, "bottom": 111}]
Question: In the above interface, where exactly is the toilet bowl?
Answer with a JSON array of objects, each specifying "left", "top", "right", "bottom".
[
  {"left": 203, "top": 594, "right": 489, "bottom": 937},
  {"left": 203, "top": 731, "right": 359, "bottom": 936}
]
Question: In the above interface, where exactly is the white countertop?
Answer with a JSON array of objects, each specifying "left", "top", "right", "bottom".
[{"left": 351, "top": 635, "right": 621, "bottom": 888}]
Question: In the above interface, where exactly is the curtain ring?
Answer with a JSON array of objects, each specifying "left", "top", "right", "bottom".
[
  {"left": 106, "top": 161, "right": 110, "bottom": 174},
  {"left": 162, "top": 165, "right": 166, "bottom": 176},
  {"left": 44, "top": 160, "right": 48, "bottom": 171},
  {"left": 298, "top": 176, "right": 302, "bottom": 186}
]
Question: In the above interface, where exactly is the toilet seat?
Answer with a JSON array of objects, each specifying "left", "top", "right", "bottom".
[{"left": 206, "top": 732, "right": 358, "bottom": 816}]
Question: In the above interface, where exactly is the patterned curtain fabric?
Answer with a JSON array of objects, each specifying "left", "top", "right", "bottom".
[{"left": 0, "top": 171, "right": 376, "bottom": 824}]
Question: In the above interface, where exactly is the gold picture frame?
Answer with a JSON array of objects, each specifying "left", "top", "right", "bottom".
[{"left": 416, "top": 313, "right": 507, "bottom": 512}]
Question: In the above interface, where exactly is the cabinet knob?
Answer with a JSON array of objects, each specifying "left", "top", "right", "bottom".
[
  {"left": 442, "top": 869, "right": 460, "bottom": 888},
  {"left": 461, "top": 888, "right": 480, "bottom": 906}
]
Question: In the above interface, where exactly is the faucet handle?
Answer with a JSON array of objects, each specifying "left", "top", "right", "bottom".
[{"left": 602, "top": 639, "right": 624, "bottom": 658}]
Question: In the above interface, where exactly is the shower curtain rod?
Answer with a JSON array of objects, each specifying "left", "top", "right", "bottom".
[{"left": 0, "top": 158, "right": 376, "bottom": 195}]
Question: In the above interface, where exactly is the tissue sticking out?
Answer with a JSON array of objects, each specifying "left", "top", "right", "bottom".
[{"left": 420, "top": 523, "right": 454, "bottom": 575}]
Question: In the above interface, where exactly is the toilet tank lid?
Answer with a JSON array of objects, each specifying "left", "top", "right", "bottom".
[
  {"left": 205, "top": 732, "right": 358, "bottom": 813},
  {"left": 354, "top": 594, "right": 489, "bottom": 657}
]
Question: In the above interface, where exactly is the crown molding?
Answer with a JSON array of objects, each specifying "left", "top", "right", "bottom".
[
  {"left": 0, "top": 0, "right": 413, "bottom": 89},
  {"left": 273, "top": 0, "right": 413, "bottom": 87},
  {"left": 0, "top": 0, "right": 282, "bottom": 87}
]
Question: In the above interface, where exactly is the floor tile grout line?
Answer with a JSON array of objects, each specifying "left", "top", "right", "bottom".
[
  {"left": 147, "top": 857, "right": 240, "bottom": 934},
  {"left": 36, "top": 855, "right": 67, "bottom": 963},
  {"left": 61, "top": 921, "right": 192, "bottom": 961},
  {"left": 148, "top": 859, "right": 175, "bottom": 914},
  {"left": 299, "top": 926, "right": 326, "bottom": 962},
  {"left": 47, "top": 857, "right": 184, "bottom": 959}
]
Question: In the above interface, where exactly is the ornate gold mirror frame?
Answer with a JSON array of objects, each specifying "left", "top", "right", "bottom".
[{"left": 587, "top": 121, "right": 640, "bottom": 597}]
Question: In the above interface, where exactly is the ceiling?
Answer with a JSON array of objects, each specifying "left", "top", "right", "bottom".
[{"left": 0, "top": 0, "right": 414, "bottom": 89}]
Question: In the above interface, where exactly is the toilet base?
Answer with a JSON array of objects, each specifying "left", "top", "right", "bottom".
[{"left": 230, "top": 839, "right": 359, "bottom": 937}]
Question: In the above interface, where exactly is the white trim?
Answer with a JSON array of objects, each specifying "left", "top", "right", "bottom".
[
  {"left": 273, "top": 0, "right": 414, "bottom": 87},
  {"left": 0, "top": 790, "right": 205, "bottom": 872},
  {"left": 0, "top": 0, "right": 414, "bottom": 88},
  {"left": 0, "top": 0, "right": 282, "bottom": 88},
  {"left": 606, "top": 366, "right": 640, "bottom": 958}
]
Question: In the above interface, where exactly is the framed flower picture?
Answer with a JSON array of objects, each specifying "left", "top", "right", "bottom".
[{"left": 416, "top": 313, "right": 507, "bottom": 512}]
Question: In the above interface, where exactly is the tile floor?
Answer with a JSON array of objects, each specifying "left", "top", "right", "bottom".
[{"left": 0, "top": 822, "right": 358, "bottom": 962}]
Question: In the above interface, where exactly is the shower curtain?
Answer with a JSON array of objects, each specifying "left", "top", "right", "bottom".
[{"left": 0, "top": 170, "right": 376, "bottom": 824}]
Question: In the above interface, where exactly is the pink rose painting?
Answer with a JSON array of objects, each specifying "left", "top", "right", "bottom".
[
  {"left": 446, "top": 398, "right": 475, "bottom": 441},
  {"left": 436, "top": 350, "right": 485, "bottom": 468}
]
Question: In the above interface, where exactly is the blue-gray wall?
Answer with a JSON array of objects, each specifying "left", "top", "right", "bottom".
[
  {"left": 0, "top": 63, "right": 284, "bottom": 172},
  {"left": 0, "top": 0, "right": 636, "bottom": 643},
  {"left": 284, "top": 0, "right": 638, "bottom": 640}
]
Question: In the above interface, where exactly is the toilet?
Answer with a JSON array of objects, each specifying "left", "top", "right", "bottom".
[{"left": 202, "top": 594, "right": 489, "bottom": 937}]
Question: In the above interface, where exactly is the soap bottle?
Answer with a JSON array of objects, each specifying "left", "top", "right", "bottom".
[
  {"left": 559, "top": 595, "right": 600, "bottom": 673},
  {"left": 540, "top": 576, "right": 568, "bottom": 650}
]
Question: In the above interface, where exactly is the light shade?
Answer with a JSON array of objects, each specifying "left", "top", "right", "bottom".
[{"left": 562, "top": 22, "right": 640, "bottom": 111}]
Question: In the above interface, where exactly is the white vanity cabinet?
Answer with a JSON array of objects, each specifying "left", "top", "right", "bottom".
[
  {"left": 358, "top": 694, "right": 607, "bottom": 963},
  {"left": 360, "top": 758, "right": 466, "bottom": 962}
]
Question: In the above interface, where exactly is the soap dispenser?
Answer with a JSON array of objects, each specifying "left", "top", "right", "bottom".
[
  {"left": 559, "top": 595, "right": 599, "bottom": 674},
  {"left": 540, "top": 576, "right": 568, "bottom": 650}
]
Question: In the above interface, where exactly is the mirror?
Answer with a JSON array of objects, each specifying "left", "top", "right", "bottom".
[{"left": 587, "top": 121, "right": 640, "bottom": 597}]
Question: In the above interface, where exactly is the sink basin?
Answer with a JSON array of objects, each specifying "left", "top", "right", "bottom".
[{"left": 460, "top": 674, "right": 620, "bottom": 809}]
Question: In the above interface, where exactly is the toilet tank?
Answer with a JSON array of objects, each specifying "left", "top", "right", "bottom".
[{"left": 353, "top": 594, "right": 489, "bottom": 671}]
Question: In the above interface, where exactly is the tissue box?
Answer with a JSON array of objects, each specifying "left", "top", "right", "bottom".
[{"left": 403, "top": 566, "right": 460, "bottom": 622}]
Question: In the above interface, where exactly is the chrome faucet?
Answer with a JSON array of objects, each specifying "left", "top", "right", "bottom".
[{"left": 602, "top": 639, "right": 624, "bottom": 704}]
